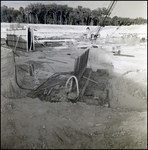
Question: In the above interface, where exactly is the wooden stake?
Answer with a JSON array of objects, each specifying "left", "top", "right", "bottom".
[
  {"left": 13, "top": 35, "right": 20, "bottom": 54},
  {"left": 47, "top": 58, "right": 67, "bottom": 64},
  {"left": 114, "top": 54, "right": 134, "bottom": 57},
  {"left": 81, "top": 69, "right": 92, "bottom": 96},
  {"left": 83, "top": 76, "right": 98, "bottom": 84},
  {"left": 34, "top": 73, "right": 60, "bottom": 91},
  {"left": 26, "top": 27, "right": 28, "bottom": 52}
]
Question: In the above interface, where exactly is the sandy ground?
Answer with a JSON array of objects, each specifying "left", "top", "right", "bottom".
[{"left": 1, "top": 25, "right": 147, "bottom": 149}]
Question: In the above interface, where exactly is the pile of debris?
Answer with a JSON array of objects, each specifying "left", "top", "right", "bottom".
[
  {"left": 27, "top": 72, "right": 71, "bottom": 102},
  {"left": 26, "top": 68, "right": 111, "bottom": 108}
]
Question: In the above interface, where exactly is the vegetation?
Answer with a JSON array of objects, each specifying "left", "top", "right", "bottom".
[{"left": 1, "top": 3, "right": 147, "bottom": 25}]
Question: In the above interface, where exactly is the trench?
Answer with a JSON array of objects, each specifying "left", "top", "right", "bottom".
[
  {"left": 1, "top": 39, "right": 147, "bottom": 111},
  {"left": 13, "top": 40, "right": 113, "bottom": 107}
]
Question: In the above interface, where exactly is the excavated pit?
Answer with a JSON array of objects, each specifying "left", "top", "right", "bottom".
[
  {"left": 1, "top": 36, "right": 147, "bottom": 111},
  {"left": 1, "top": 22, "right": 148, "bottom": 149},
  {"left": 26, "top": 68, "right": 111, "bottom": 108},
  {"left": 1, "top": 28, "right": 147, "bottom": 149}
]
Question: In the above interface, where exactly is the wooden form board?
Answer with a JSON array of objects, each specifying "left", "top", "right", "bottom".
[
  {"left": 73, "top": 48, "right": 90, "bottom": 81},
  {"left": 27, "top": 27, "right": 35, "bottom": 51},
  {"left": 6, "top": 27, "right": 35, "bottom": 52},
  {"left": 31, "top": 27, "right": 35, "bottom": 51},
  {"left": 7, "top": 28, "right": 28, "bottom": 51}
]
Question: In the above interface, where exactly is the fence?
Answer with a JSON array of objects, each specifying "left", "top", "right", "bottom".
[{"left": 73, "top": 48, "right": 90, "bottom": 81}]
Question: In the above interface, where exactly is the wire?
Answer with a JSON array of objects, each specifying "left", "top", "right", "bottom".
[
  {"left": 34, "top": 38, "right": 57, "bottom": 72},
  {"left": 46, "top": 62, "right": 56, "bottom": 72},
  {"left": 90, "top": 1, "right": 117, "bottom": 37},
  {"left": 97, "top": 1, "right": 117, "bottom": 34},
  {"left": 39, "top": 50, "right": 57, "bottom": 72},
  {"left": 13, "top": 51, "right": 34, "bottom": 91},
  {"left": 12, "top": 35, "right": 34, "bottom": 91}
]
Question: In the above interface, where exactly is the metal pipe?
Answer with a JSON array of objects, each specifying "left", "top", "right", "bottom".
[{"left": 65, "top": 75, "right": 79, "bottom": 97}]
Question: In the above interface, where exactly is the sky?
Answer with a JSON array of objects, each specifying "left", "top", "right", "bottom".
[{"left": 1, "top": 1, "right": 147, "bottom": 19}]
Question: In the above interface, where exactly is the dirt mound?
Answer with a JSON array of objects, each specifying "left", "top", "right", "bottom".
[
  {"left": 109, "top": 72, "right": 147, "bottom": 110},
  {"left": 26, "top": 67, "right": 111, "bottom": 108},
  {"left": 89, "top": 47, "right": 115, "bottom": 70}
]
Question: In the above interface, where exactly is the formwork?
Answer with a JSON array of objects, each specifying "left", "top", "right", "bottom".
[
  {"left": 73, "top": 48, "right": 90, "bottom": 81},
  {"left": 6, "top": 27, "right": 35, "bottom": 52}
]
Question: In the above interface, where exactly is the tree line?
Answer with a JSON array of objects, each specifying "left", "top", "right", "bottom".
[{"left": 1, "top": 3, "right": 147, "bottom": 26}]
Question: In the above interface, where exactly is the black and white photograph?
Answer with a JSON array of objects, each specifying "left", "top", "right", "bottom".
[{"left": 1, "top": 1, "right": 147, "bottom": 149}]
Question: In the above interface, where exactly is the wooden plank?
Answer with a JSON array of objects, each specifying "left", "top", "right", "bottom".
[
  {"left": 29, "top": 60, "right": 54, "bottom": 64},
  {"left": 82, "top": 52, "right": 86, "bottom": 79},
  {"left": 76, "top": 57, "right": 81, "bottom": 79},
  {"left": 7, "top": 40, "right": 27, "bottom": 43},
  {"left": 7, "top": 28, "right": 27, "bottom": 50},
  {"left": 84, "top": 51, "right": 87, "bottom": 71},
  {"left": 74, "top": 57, "right": 78, "bottom": 75},
  {"left": 7, "top": 40, "right": 27, "bottom": 50},
  {"left": 81, "top": 69, "right": 92, "bottom": 96},
  {"left": 13, "top": 35, "right": 20, "bottom": 54},
  {"left": 78, "top": 55, "right": 83, "bottom": 80},
  {"left": 26, "top": 27, "right": 28, "bottom": 52},
  {"left": 76, "top": 58, "right": 79, "bottom": 77},
  {"left": 47, "top": 58, "right": 67, "bottom": 64},
  {"left": 34, "top": 73, "right": 60, "bottom": 91},
  {"left": 86, "top": 49, "right": 89, "bottom": 68},
  {"left": 73, "top": 59, "right": 77, "bottom": 73},
  {"left": 74, "top": 58, "right": 78, "bottom": 76},
  {"left": 34, "top": 39, "right": 76, "bottom": 42},
  {"left": 7, "top": 39, "right": 27, "bottom": 43},
  {"left": 83, "top": 76, "right": 98, "bottom": 84},
  {"left": 114, "top": 54, "right": 134, "bottom": 57},
  {"left": 31, "top": 27, "right": 33, "bottom": 50},
  {"left": 32, "top": 27, "right": 35, "bottom": 50},
  {"left": 73, "top": 49, "right": 90, "bottom": 82},
  {"left": 81, "top": 53, "right": 85, "bottom": 75}
]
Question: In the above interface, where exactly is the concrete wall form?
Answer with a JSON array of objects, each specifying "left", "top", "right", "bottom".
[
  {"left": 6, "top": 27, "right": 35, "bottom": 52},
  {"left": 73, "top": 48, "right": 90, "bottom": 81},
  {"left": 7, "top": 28, "right": 28, "bottom": 51}
]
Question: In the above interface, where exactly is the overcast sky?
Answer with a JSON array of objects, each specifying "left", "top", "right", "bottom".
[{"left": 1, "top": 1, "right": 147, "bottom": 19}]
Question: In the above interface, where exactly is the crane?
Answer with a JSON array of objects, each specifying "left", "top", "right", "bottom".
[{"left": 90, "top": 1, "right": 118, "bottom": 40}]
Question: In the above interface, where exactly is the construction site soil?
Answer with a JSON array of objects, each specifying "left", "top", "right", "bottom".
[{"left": 1, "top": 25, "right": 147, "bottom": 149}]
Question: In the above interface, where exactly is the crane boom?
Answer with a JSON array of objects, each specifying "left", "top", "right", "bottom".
[
  {"left": 97, "top": 1, "right": 117, "bottom": 34},
  {"left": 91, "top": 1, "right": 117, "bottom": 39}
]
